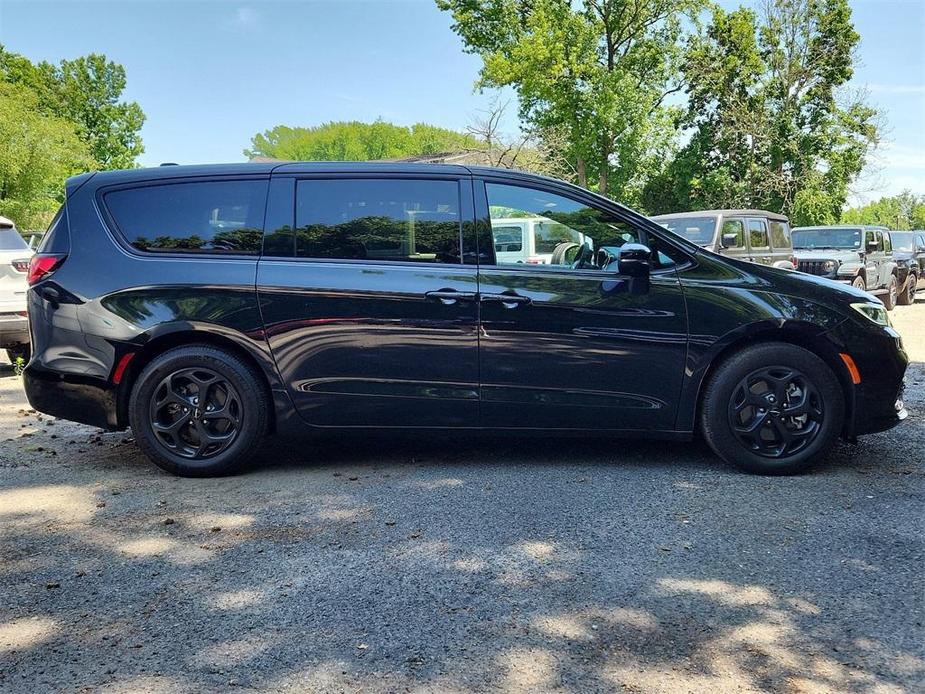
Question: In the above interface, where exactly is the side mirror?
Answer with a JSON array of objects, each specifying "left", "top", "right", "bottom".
[
  {"left": 721, "top": 233, "right": 738, "bottom": 248},
  {"left": 866, "top": 240, "right": 878, "bottom": 252},
  {"left": 617, "top": 243, "right": 651, "bottom": 295}
]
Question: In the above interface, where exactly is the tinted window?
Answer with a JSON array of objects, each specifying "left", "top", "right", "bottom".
[
  {"left": 655, "top": 216, "right": 717, "bottom": 245},
  {"left": 105, "top": 180, "right": 268, "bottom": 254},
  {"left": 748, "top": 219, "right": 769, "bottom": 248},
  {"left": 769, "top": 220, "right": 790, "bottom": 249},
  {"left": 721, "top": 219, "right": 745, "bottom": 248},
  {"left": 0, "top": 229, "right": 28, "bottom": 251},
  {"left": 37, "top": 206, "right": 70, "bottom": 254},
  {"left": 296, "top": 179, "right": 461, "bottom": 263},
  {"left": 486, "top": 183, "right": 677, "bottom": 268}
]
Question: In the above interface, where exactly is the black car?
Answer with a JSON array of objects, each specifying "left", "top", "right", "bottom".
[
  {"left": 23, "top": 163, "right": 907, "bottom": 477},
  {"left": 890, "top": 231, "right": 925, "bottom": 305}
]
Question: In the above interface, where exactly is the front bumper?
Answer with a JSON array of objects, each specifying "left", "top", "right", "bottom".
[{"left": 0, "top": 313, "right": 29, "bottom": 347}]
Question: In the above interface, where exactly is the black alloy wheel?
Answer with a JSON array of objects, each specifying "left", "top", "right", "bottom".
[
  {"left": 150, "top": 367, "right": 242, "bottom": 459},
  {"left": 728, "top": 366, "right": 823, "bottom": 458}
]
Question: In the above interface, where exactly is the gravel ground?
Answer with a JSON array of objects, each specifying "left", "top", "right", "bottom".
[{"left": 1, "top": 303, "right": 923, "bottom": 693}]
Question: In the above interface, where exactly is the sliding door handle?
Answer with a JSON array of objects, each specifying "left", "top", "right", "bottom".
[
  {"left": 480, "top": 292, "right": 532, "bottom": 308},
  {"left": 425, "top": 290, "right": 477, "bottom": 305}
]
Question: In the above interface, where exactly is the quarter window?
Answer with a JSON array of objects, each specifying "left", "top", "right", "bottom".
[
  {"left": 295, "top": 179, "right": 461, "bottom": 264},
  {"left": 105, "top": 180, "right": 268, "bottom": 254},
  {"left": 769, "top": 220, "right": 790, "bottom": 249},
  {"left": 748, "top": 219, "right": 769, "bottom": 249}
]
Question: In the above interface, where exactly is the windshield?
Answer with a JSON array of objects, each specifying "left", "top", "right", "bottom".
[
  {"left": 890, "top": 232, "right": 913, "bottom": 252},
  {"left": 792, "top": 227, "right": 862, "bottom": 250},
  {"left": 654, "top": 216, "right": 717, "bottom": 245},
  {"left": 0, "top": 228, "right": 29, "bottom": 251}
]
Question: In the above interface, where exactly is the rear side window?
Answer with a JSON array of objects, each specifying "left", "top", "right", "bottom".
[
  {"left": 37, "top": 206, "right": 71, "bottom": 254},
  {"left": 748, "top": 219, "right": 769, "bottom": 249},
  {"left": 769, "top": 220, "right": 790, "bottom": 249},
  {"left": 295, "top": 179, "right": 461, "bottom": 264},
  {"left": 104, "top": 180, "right": 268, "bottom": 254}
]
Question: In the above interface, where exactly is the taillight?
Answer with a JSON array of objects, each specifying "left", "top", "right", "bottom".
[
  {"left": 790, "top": 256, "right": 798, "bottom": 269},
  {"left": 27, "top": 254, "right": 67, "bottom": 285},
  {"left": 11, "top": 258, "right": 30, "bottom": 273}
]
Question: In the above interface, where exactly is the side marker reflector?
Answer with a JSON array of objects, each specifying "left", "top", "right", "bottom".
[
  {"left": 112, "top": 352, "right": 136, "bottom": 385},
  {"left": 839, "top": 353, "right": 861, "bottom": 385}
]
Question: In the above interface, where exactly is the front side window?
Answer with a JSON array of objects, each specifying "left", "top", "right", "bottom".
[
  {"left": 748, "top": 219, "right": 769, "bottom": 249},
  {"left": 769, "top": 220, "right": 790, "bottom": 249},
  {"left": 486, "top": 183, "right": 672, "bottom": 269},
  {"left": 867, "top": 231, "right": 883, "bottom": 251},
  {"left": 296, "top": 179, "right": 460, "bottom": 263},
  {"left": 721, "top": 219, "right": 746, "bottom": 248},
  {"left": 105, "top": 180, "right": 268, "bottom": 254}
]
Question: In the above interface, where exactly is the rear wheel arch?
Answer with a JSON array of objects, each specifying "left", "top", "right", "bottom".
[{"left": 116, "top": 329, "right": 276, "bottom": 432}]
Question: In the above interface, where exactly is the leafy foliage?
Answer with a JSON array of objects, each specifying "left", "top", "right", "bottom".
[
  {"left": 841, "top": 191, "right": 925, "bottom": 230},
  {"left": 245, "top": 121, "right": 481, "bottom": 161},
  {"left": 641, "top": 0, "right": 879, "bottom": 225},
  {"left": 437, "top": 0, "right": 706, "bottom": 204},
  {"left": 0, "top": 82, "right": 92, "bottom": 229},
  {"left": 0, "top": 45, "right": 144, "bottom": 228}
]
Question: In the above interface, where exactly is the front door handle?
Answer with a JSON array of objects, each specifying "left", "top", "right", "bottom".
[
  {"left": 480, "top": 292, "right": 532, "bottom": 308},
  {"left": 425, "top": 289, "right": 476, "bottom": 306}
]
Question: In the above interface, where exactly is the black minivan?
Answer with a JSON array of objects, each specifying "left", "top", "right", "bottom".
[{"left": 23, "top": 163, "right": 907, "bottom": 476}]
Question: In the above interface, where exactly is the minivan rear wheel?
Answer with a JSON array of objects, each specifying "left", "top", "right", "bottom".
[
  {"left": 129, "top": 345, "right": 269, "bottom": 477},
  {"left": 700, "top": 343, "right": 844, "bottom": 475}
]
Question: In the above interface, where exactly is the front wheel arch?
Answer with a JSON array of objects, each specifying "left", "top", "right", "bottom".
[{"left": 692, "top": 331, "right": 854, "bottom": 441}]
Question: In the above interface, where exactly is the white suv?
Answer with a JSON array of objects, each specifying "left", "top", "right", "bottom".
[{"left": 0, "top": 216, "right": 33, "bottom": 363}]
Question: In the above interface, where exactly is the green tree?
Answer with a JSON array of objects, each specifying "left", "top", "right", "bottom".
[
  {"left": 642, "top": 0, "right": 879, "bottom": 225},
  {"left": 0, "top": 45, "right": 145, "bottom": 169},
  {"left": 841, "top": 191, "right": 925, "bottom": 229},
  {"left": 245, "top": 121, "right": 481, "bottom": 161},
  {"left": 437, "top": 0, "right": 706, "bottom": 204},
  {"left": 0, "top": 82, "right": 92, "bottom": 229}
]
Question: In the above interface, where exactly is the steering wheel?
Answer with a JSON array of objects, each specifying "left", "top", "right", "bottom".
[{"left": 570, "top": 243, "right": 594, "bottom": 270}]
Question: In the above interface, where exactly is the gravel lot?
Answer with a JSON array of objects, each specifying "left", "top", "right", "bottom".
[{"left": 1, "top": 303, "right": 923, "bottom": 693}]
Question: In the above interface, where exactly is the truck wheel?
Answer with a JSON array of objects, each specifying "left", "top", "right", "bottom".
[
  {"left": 852, "top": 276, "right": 866, "bottom": 291},
  {"left": 129, "top": 344, "right": 269, "bottom": 477},
  {"left": 883, "top": 275, "right": 898, "bottom": 310},
  {"left": 898, "top": 273, "right": 916, "bottom": 305},
  {"left": 701, "top": 343, "right": 844, "bottom": 475}
]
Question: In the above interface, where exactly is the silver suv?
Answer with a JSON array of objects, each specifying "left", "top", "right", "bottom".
[{"left": 651, "top": 209, "right": 795, "bottom": 269}]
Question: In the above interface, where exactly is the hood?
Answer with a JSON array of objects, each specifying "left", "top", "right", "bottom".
[{"left": 793, "top": 248, "right": 863, "bottom": 261}]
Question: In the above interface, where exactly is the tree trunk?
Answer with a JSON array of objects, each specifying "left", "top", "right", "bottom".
[
  {"left": 599, "top": 168, "right": 608, "bottom": 197},
  {"left": 577, "top": 157, "right": 587, "bottom": 188}
]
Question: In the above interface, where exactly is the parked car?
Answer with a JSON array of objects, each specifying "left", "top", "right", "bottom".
[
  {"left": 0, "top": 215, "right": 33, "bottom": 363},
  {"left": 491, "top": 217, "right": 597, "bottom": 265},
  {"left": 889, "top": 230, "right": 925, "bottom": 305},
  {"left": 23, "top": 164, "right": 907, "bottom": 477},
  {"left": 792, "top": 225, "right": 899, "bottom": 309},
  {"left": 650, "top": 209, "right": 796, "bottom": 270}
]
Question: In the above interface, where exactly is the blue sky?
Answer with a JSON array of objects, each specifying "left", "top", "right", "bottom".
[{"left": 1, "top": 0, "right": 922, "bottom": 205}]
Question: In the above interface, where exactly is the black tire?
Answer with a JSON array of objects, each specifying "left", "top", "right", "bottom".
[
  {"left": 851, "top": 275, "right": 866, "bottom": 291},
  {"left": 882, "top": 275, "right": 898, "bottom": 310},
  {"left": 701, "top": 343, "right": 844, "bottom": 475},
  {"left": 898, "top": 273, "right": 916, "bottom": 305},
  {"left": 128, "top": 345, "right": 269, "bottom": 477},
  {"left": 5, "top": 343, "right": 31, "bottom": 365}
]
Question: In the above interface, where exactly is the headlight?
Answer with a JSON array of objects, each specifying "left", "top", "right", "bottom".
[
  {"left": 822, "top": 260, "right": 838, "bottom": 272},
  {"left": 850, "top": 302, "right": 891, "bottom": 327}
]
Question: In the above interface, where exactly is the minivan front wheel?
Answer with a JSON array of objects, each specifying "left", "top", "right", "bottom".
[
  {"left": 701, "top": 343, "right": 844, "bottom": 475},
  {"left": 129, "top": 345, "right": 269, "bottom": 476}
]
